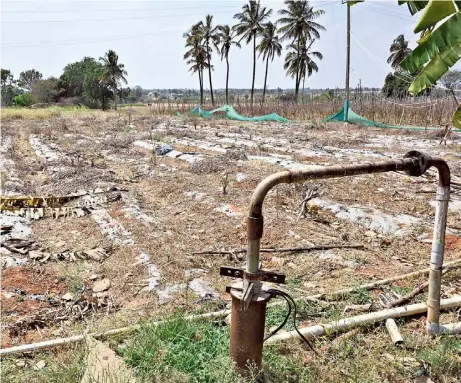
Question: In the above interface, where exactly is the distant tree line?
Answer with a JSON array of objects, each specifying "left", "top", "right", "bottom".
[{"left": 1, "top": 50, "right": 146, "bottom": 109}]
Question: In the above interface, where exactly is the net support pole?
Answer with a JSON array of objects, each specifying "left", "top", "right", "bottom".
[{"left": 344, "top": 1, "right": 351, "bottom": 122}]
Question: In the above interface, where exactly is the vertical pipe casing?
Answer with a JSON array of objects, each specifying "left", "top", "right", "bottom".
[
  {"left": 229, "top": 290, "right": 270, "bottom": 372},
  {"left": 427, "top": 186, "right": 450, "bottom": 331},
  {"left": 246, "top": 239, "right": 261, "bottom": 273}
]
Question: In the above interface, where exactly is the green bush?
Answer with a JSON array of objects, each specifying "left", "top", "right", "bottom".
[{"left": 13, "top": 93, "right": 33, "bottom": 107}]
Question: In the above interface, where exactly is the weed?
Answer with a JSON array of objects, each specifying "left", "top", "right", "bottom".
[
  {"left": 1, "top": 347, "right": 87, "bottom": 383},
  {"left": 349, "top": 287, "right": 371, "bottom": 304},
  {"left": 286, "top": 276, "right": 302, "bottom": 288},
  {"left": 221, "top": 171, "right": 231, "bottom": 195},
  {"left": 68, "top": 277, "right": 85, "bottom": 297},
  {"left": 418, "top": 336, "right": 461, "bottom": 379}
]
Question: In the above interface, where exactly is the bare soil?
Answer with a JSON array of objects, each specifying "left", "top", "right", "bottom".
[{"left": 1, "top": 113, "right": 460, "bottom": 354}]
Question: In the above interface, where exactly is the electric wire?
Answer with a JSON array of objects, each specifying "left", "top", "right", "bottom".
[
  {"left": 263, "top": 288, "right": 318, "bottom": 354},
  {"left": 1, "top": 9, "right": 239, "bottom": 24}
]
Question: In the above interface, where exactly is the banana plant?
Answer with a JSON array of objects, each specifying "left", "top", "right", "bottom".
[{"left": 350, "top": 0, "right": 461, "bottom": 127}]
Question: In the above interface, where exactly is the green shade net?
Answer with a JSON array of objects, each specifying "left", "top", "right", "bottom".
[
  {"left": 322, "top": 100, "right": 444, "bottom": 131},
  {"left": 189, "top": 105, "right": 289, "bottom": 123}
]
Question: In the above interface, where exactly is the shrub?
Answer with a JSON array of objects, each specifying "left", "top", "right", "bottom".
[{"left": 13, "top": 93, "right": 33, "bottom": 107}]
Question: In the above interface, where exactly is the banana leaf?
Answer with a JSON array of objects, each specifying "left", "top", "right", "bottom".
[
  {"left": 453, "top": 104, "right": 461, "bottom": 129},
  {"left": 398, "top": 0, "right": 429, "bottom": 15},
  {"left": 408, "top": 46, "right": 461, "bottom": 95},
  {"left": 414, "top": 1, "right": 456, "bottom": 33},
  {"left": 400, "top": 12, "right": 461, "bottom": 73}
]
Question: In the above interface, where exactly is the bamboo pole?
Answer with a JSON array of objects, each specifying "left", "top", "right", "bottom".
[
  {"left": 385, "top": 318, "right": 403, "bottom": 345},
  {"left": 0, "top": 309, "right": 229, "bottom": 357},
  {"left": 427, "top": 186, "right": 450, "bottom": 333},
  {"left": 265, "top": 296, "right": 461, "bottom": 344},
  {"left": 386, "top": 268, "right": 452, "bottom": 308},
  {"left": 192, "top": 243, "right": 364, "bottom": 256},
  {"left": 316, "top": 260, "right": 461, "bottom": 301}
]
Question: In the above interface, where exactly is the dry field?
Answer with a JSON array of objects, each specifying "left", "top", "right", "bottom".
[{"left": 1, "top": 110, "right": 460, "bottom": 382}]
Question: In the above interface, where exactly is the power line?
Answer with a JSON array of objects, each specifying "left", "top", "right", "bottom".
[
  {"left": 350, "top": 32, "right": 416, "bottom": 84},
  {"left": 360, "top": 4, "right": 414, "bottom": 22},
  {"left": 1, "top": 4, "right": 241, "bottom": 13},
  {"left": 1, "top": 29, "right": 186, "bottom": 48},
  {"left": 1, "top": 9, "right": 239, "bottom": 24}
]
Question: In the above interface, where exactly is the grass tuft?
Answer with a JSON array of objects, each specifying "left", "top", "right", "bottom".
[{"left": 120, "top": 316, "right": 239, "bottom": 382}]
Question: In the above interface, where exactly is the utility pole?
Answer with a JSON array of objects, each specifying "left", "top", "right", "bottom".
[{"left": 345, "top": 1, "right": 351, "bottom": 122}]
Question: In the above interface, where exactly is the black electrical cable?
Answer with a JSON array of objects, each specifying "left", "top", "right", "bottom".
[
  {"left": 264, "top": 289, "right": 317, "bottom": 354},
  {"left": 263, "top": 290, "right": 292, "bottom": 342}
]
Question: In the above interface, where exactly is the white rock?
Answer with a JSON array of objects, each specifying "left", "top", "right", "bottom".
[
  {"left": 33, "top": 360, "right": 46, "bottom": 371},
  {"left": 92, "top": 278, "right": 111, "bottom": 293},
  {"left": 61, "top": 292, "right": 74, "bottom": 301}
]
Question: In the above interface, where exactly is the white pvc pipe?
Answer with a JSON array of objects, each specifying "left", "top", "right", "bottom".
[
  {"left": 385, "top": 318, "right": 403, "bottom": 345},
  {"left": 265, "top": 296, "right": 461, "bottom": 344},
  {"left": 427, "top": 186, "right": 450, "bottom": 331},
  {"left": 0, "top": 309, "right": 229, "bottom": 357}
]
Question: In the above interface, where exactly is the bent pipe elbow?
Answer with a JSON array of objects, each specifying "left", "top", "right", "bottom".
[
  {"left": 428, "top": 157, "right": 450, "bottom": 187},
  {"left": 247, "top": 151, "right": 449, "bottom": 242}
]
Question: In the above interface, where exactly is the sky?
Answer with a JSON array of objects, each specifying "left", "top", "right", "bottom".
[{"left": 0, "top": 0, "right": 450, "bottom": 90}]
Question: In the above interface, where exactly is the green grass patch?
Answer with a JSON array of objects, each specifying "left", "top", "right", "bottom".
[
  {"left": 1, "top": 347, "right": 87, "bottom": 383},
  {"left": 120, "top": 315, "right": 319, "bottom": 382},
  {"left": 348, "top": 287, "right": 371, "bottom": 304},
  {"left": 418, "top": 336, "right": 461, "bottom": 379},
  {"left": 120, "top": 316, "right": 238, "bottom": 382}
]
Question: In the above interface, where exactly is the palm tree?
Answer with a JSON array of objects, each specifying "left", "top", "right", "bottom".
[
  {"left": 197, "top": 15, "right": 220, "bottom": 106},
  {"left": 217, "top": 25, "right": 241, "bottom": 105},
  {"left": 257, "top": 22, "right": 282, "bottom": 103},
  {"left": 284, "top": 37, "right": 322, "bottom": 98},
  {"left": 233, "top": 1, "right": 272, "bottom": 106},
  {"left": 387, "top": 34, "right": 412, "bottom": 69},
  {"left": 99, "top": 50, "right": 127, "bottom": 110},
  {"left": 184, "top": 23, "right": 208, "bottom": 105},
  {"left": 277, "top": 0, "right": 325, "bottom": 101}
]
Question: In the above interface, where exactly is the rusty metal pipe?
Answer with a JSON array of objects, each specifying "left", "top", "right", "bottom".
[
  {"left": 233, "top": 152, "right": 456, "bottom": 373},
  {"left": 246, "top": 153, "right": 431, "bottom": 275},
  {"left": 229, "top": 289, "right": 271, "bottom": 373}
]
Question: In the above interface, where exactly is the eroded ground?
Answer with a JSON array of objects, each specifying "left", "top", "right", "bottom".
[{"left": 1, "top": 113, "right": 460, "bottom": 381}]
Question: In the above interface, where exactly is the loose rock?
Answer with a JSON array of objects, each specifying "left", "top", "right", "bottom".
[
  {"left": 92, "top": 278, "right": 111, "bottom": 293},
  {"left": 33, "top": 360, "right": 46, "bottom": 371}
]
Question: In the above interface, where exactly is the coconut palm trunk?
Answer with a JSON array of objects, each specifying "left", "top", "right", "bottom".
[
  {"left": 114, "top": 88, "right": 118, "bottom": 111},
  {"left": 263, "top": 55, "right": 269, "bottom": 103},
  {"left": 199, "top": 68, "right": 204, "bottom": 105},
  {"left": 206, "top": 42, "right": 214, "bottom": 106},
  {"left": 225, "top": 55, "right": 230, "bottom": 105},
  {"left": 251, "top": 32, "right": 257, "bottom": 107},
  {"left": 295, "top": 38, "right": 300, "bottom": 102},
  {"left": 197, "top": 69, "right": 203, "bottom": 105}
]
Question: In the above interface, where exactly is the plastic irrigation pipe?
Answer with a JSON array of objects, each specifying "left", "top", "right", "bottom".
[
  {"left": 425, "top": 157, "right": 461, "bottom": 334},
  {"left": 2, "top": 260, "right": 460, "bottom": 357},
  {"left": 265, "top": 295, "right": 461, "bottom": 344},
  {"left": 0, "top": 309, "right": 229, "bottom": 357}
]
